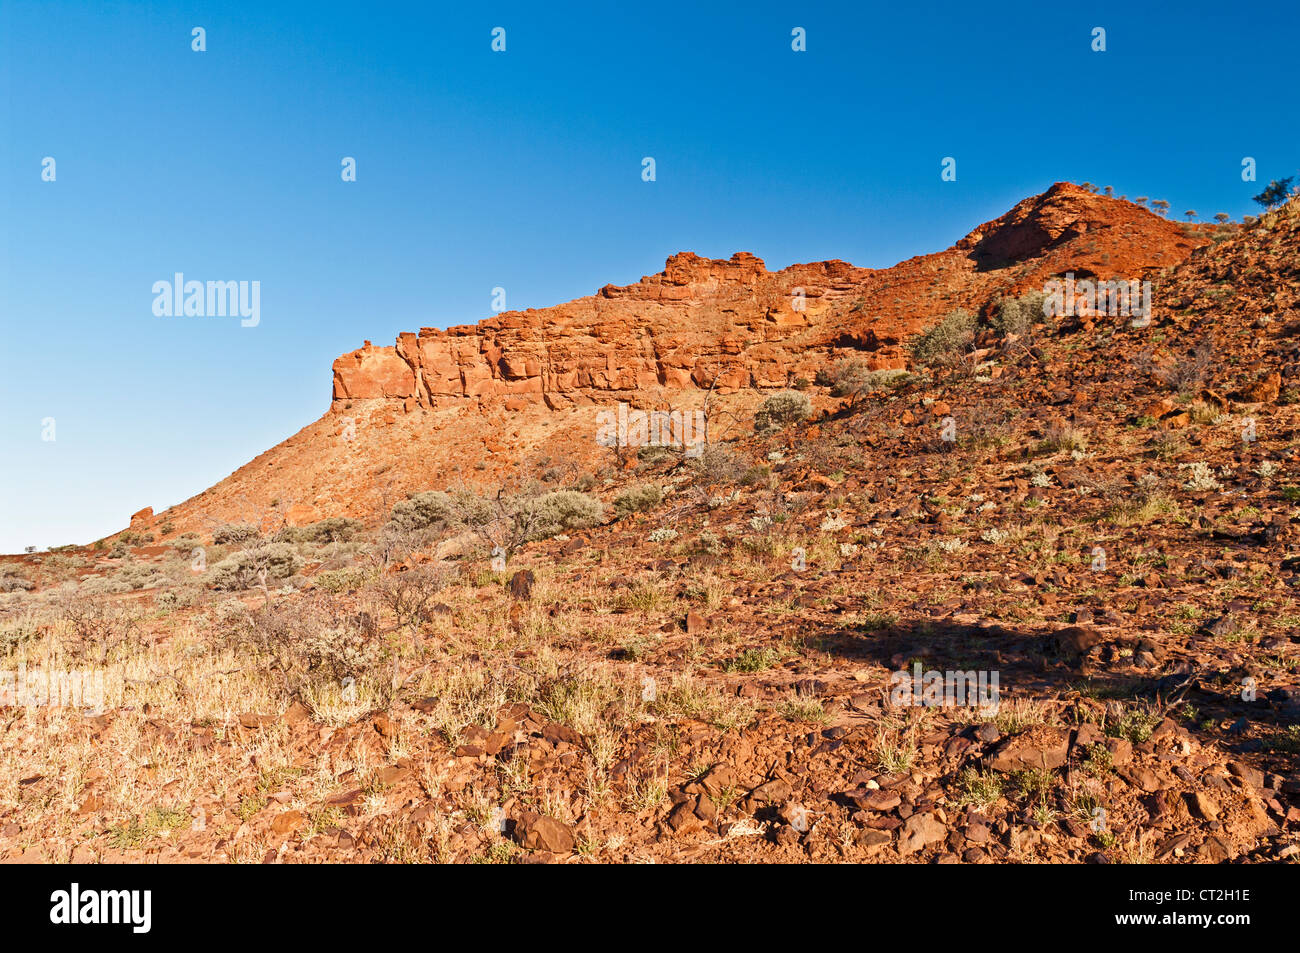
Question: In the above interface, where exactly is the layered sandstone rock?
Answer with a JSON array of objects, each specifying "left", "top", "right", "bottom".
[
  {"left": 331, "top": 252, "right": 873, "bottom": 410},
  {"left": 332, "top": 184, "right": 1206, "bottom": 414}
]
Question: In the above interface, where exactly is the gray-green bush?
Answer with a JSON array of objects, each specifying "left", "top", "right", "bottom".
[
  {"left": 613, "top": 484, "right": 663, "bottom": 517},
  {"left": 754, "top": 391, "right": 812, "bottom": 431},
  {"left": 911, "top": 308, "right": 976, "bottom": 365},
  {"left": 276, "top": 517, "right": 364, "bottom": 544},
  {"left": 212, "top": 523, "right": 260, "bottom": 545},
  {"left": 208, "top": 543, "right": 304, "bottom": 590},
  {"left": 388, "top": 491, "right": 455, "bottom": 533},
  {"left": 993, "top": 291, "right": 1047, "bottom": 336},
  {"left": 523, "top": 490, "right": 605, "bottom": 537}
]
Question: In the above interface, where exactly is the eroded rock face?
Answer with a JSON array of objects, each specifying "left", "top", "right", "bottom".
[
  {"left": 331, "top": 253, "right": 869, "bottom": 410},
  {"left": 331, "top": 185, "right": 1206, "bottom": 414}
]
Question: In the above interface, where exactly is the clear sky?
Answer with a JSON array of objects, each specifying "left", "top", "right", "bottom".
[{"left": 1, "top": 0, "right": 1296, "bottom": 552}]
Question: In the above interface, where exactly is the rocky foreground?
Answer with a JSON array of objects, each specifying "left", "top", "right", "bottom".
[{"left": 1, "top": 187, "right": 1298, "bottom": 863}]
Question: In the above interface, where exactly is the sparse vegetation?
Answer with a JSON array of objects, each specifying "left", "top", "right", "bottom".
[
  {"left": 911, "top": 308, "right": 975, "bottom": 366},
  {"left": 753, "top": 391, "right": 812, "bottom": 431}
]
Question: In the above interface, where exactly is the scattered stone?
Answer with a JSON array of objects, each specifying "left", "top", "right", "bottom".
[
  {"left": 898, "top": 813, "right": 947, "bottom": 855},
  {"left": 517, "top": 813, "right": 576, "bottom": 853},
  {"left": 508, "top": 569, "right": 536, "bottom": 601},
  {"left": 988, "top": 731, "right": 1069, "bottom": 772}
]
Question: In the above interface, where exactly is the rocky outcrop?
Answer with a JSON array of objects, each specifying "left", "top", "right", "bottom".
[
  {"left": 331, "top": 253, "right": 874, "bottom": 411},
  {"left": 331, "top": 184, "right": 1208, "bottom": 414}
]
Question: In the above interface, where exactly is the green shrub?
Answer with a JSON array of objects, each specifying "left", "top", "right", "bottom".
[
  {"left": 387, "top": 491, "right": 454, "bottom": 532},
  {"left": 208, "top": 543, "right": 304, "bottom": 590},
  {"left": 1253, "top": 177, "right": 1294, "bottom": 211},
  {"left": 911, "top": 308, "right": 976, "bottom": 365},
  {"left": 522, "top": 491, "right": 605, "bottom": 537},
  {"left": 993, "top": 291, "right": 1047, "bottom": 336},
  {"left": 156, "top": 589, "right": 196, "bottom": 611},
  {"left": 276, "top": 517, "right": 364, "bottom": 544},
  {"left": 754, "top": 391, "right": 811, "bottom": 431},
  {"left": 80, "top": 575, "right": 130, "bottom": 595},
  {"left": 116, "top": 562, "right": 165, "bottom": 590},
  {"left": 213, "top": 523, "right": 260, "bottom": 545},
  {"left": 172, "top": 533, "right": 202, "bottom": 554},
  {"left": 394, "top": 488, "right": 605, "bottom": 566},
  {"left": 613, "top": 484, "right": 663, "bottom": 517}
]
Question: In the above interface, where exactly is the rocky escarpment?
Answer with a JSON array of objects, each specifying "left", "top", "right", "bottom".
[
  {"left": 332, "top": 183, "right": 1208, "bottom": 415},
  {"left": 331, "top": 253, "right": 875, "bottom": 412}
]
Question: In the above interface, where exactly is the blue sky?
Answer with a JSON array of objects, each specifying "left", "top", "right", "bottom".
[{"left": 1, "top": 0, "right": 1296, "bottom": 551}]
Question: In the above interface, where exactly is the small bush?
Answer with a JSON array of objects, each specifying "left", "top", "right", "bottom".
[
  {"left": 313, "top": 566, "right": 376, "bottom": 593},
  {"left": 688, "top": 444, "right": 749, "bottom": 485},
  {"left": 523, "top": 491, "right": 605, "bottom": 537},
  {"left": 725, "top": 647, "right": 782, "bottom": 673},
  {"left": 208, "top": 543, "right": 304, "bottom": 590},
  {"left": 1037, "top": 422, "right": 1089, "bottom": 454},
  {"left": 0, "top": 569, "right": 34, "bottom": 593},
  {"left": 429, "top": 488, "right": 605, "bottom": 566},
  {"left": 993, "top": 291, "right": 1047, "bottom": 336},
  {"left": 54, "top": 595, "right": 141, "bottom": 663},
  {"left": 0, "top": 614, "right": 42, "bottom": 654},
  {"left": 79, "top": 575, "right": 131, "bottom": 595},
  {"left": 613, "top": 484, "right": 663, "bottom": 517},
  {"left": 1180, "top": 461, "right": 1222, "bottom": 492},
  {"left": 1155, "top": 338, "right": 1215, "bottom": 394},
  {"left": 171, "top": 533, "right": 202, "bottom": 554},
  {"left": 276, "top": 517, "right": 364, "bottom": 544},
  {"left": 155, "top": 589, "right": 196, "bottom": 611},
  {"left": 637, "top": 444, "right": 677, "bottom": 465},
  {"left": 377, "top": 564, "right": 454, "bottom": 629},
  {"left": 212, "top": 523, "right": 260, "bottom": 545},
  {"left": 220, "top": 594, "right": 389, "bottom": 697},
  {"left": 115, "top": 562, "right": 164, "bottom": 590},
  {"left": 754, "top": 391, "right": 811, "bottom": 431},
  {"left": 691, "top": 531, "right": 724, "bottom": 556},
  {"left": 387, "top": 491, "right": 454, "bottom": 533},
  {"left": 818, "top": 358, "right": 910, "bottom": 404},
  {"left": 911, "top": 309, "right": 976, "bottom": 365}
]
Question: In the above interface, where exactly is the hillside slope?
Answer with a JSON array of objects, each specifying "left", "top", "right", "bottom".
[
  {"left": 125, "top": 183, "right": 1208, "bottom": 539},
  {"left": 2, "top": 192, "right": 1298, "bottom": 865}
]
